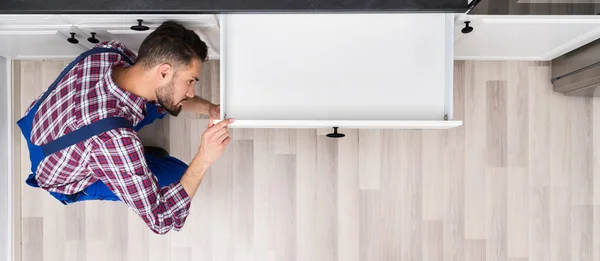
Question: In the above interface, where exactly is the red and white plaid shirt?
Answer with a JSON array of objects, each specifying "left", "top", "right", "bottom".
[{"left": 24, "top": 40, "right": 191, "bottom": 234}]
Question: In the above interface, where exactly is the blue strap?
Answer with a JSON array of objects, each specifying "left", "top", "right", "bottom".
[
  {"left": 41, "top": 117, "right": 134, "bottom": 156},
  {"left": 29, "top": 47, "right": 133, "bottom": 116}
]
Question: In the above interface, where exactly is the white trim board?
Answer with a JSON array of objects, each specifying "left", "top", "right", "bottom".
[
  {"left": 454, "top": 56, "right": 547, "bottom": 61},
  {"left": 213, "top": 120, "right": 463, "bottom": 129},
  {"left": 1, "top": 56, "right": 13, "bottom": 261}
]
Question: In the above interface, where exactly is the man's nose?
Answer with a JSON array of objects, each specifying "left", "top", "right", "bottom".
[{"left": 186, "top": 85, "right": 195, "bottom": 98}]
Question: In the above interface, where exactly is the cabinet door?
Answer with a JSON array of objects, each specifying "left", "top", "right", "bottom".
[
  {"left": 454, "top": 15, "right": 600, "bottom": 61},
  {"left": 62, "top": 14, "right": 220, "bottom": 59},
  {"left": 0, "top": 14, "right": 221, "bottom": 59},
  {"left": 219, "top": 13, "right": 462, "bottom": 129},
  {"left": 0, "top": 15, "right": 85, "bottom": 59}
]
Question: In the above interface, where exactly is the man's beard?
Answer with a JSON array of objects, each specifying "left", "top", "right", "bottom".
[{"left": 156, "top": 79, "right": 188, "bottom": 117}]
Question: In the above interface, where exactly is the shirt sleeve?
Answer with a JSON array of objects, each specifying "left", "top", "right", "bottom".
[{"left": 88, "top": 128, "right": 191, "bottom": 235}]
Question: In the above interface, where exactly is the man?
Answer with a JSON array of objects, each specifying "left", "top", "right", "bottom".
[{"left": 16, "top": 21, "right": 233, "bottom": 235}]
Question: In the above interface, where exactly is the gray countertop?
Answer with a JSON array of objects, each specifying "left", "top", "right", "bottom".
[{"left": 0, "top": 0, "right": 467, "bottom": 14}]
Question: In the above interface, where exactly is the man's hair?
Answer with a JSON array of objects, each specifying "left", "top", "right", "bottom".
[{"left": 136, "top": 21, "right": 208, "bottom": 70}]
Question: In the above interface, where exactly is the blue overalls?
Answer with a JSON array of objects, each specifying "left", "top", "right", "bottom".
[{"left": 16, "top": 47, "right": 189, "bottom": 205}]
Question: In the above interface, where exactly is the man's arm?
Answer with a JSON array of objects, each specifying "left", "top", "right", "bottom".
[
  {"left": 181, "top": 96, "right": 217, "bottom": 116},
  {"left": 89, "top": 129, "right": 194, "bottom": 235},
  {"left": 89, "top": 118, "right": 233, "bottom": 234}
]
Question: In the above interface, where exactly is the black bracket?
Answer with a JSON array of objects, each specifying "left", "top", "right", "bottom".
[
  {"left": 326, "top": 127, "right": 345, "bottom": 138},
  {"left": 131, "top": 19, "right": 149, "bottom": 31},
  {"left": 67, "top": 32, "right": 78, "bottom": 44},
  {"left": 87, "top": 32, "right": 99, "bottom": 44}
]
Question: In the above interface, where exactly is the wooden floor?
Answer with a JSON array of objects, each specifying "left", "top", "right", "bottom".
[{"left": 12, "top": 60, "right": 600, "bottom": 261}]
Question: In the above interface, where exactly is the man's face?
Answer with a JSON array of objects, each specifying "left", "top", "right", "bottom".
[{"left": 156, "top": 59, "right": 202, "bottom": 116}]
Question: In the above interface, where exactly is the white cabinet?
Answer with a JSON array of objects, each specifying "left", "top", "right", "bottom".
[
  {"left": 0, "top": 14, "right": 220, "bottom": 59},
  {"left": 219, "top": 14, "right": 461, "bottom": 129},
  {"left": 454, "top": 15, "right": 600, "bottom": 61}
]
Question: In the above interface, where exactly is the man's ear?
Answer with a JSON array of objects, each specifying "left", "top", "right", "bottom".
[{"left": 158, "top": 63, "right": 173, "bottom": 80}]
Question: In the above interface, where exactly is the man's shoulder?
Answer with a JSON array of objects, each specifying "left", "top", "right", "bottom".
[{"left": 92, "top": 40, "right": 138, "bottom": 63}]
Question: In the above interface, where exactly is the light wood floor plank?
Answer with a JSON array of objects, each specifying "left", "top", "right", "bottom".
[
  {"left": 210, "top": 127, "right": 234, "bottom": 261},
  {"left": 232, "top": 140, "right": 254, "bottom": 261},
  {"left": 527, "top": 65, "right": 552, "bottom": 261},
  {"left": 422, "top": 220, "right": 443, "bottom": 261},
  {"left": 170, "top": 247, "right": 191, "bottom": 261},
  {"left": 550, "top": 87, "right": 571, "bottom": 188},
  {"left": 295, "top": 129, "right": 317, "bottom": 261},
  {"left": 379, "top": 130, "right": 402, "bottom": 260},
  {"left": 529, "top": 186, "right": 550, "bottom": 261},
  {"left": 421, "top": 130, "right": 443, "bottom": 221},
  {"left": 550, "top": 187, "right": 571, "bottom": 261},
  {"left": 486, "top": 81, "right": 508, "bottom": 168},
  {"left": 594, "top": 97, "right": 600, "bottom": 206},
  {"left": 507, "top": 168, "right": 529, "bottom": 258},
  {"left": 313, "top": 135, "right": 338, "bottom": 261},
  {"left": 464, "top": 60, "right": 487, "bottom": 240},
  {"left": 507, "top": 62, "right": 529, "bottom": 168},
  {"left": 443, "top": 118, "right": 466, "bottom": 261},
  {"left": 22, "top": 217, "right": 43, "bottom": 261},
  {"left": 569, "top": 96, "right": 593, "bottom": 206},
  {"left": 358, "top": 129, "right": 381, "bottom": 190},
  {"left": 359, "top": 189, "right": 381, "bottom": 261},
  {"left": 594, "top": 206, "right": 600, "bottom": 261},
  {"left": 486, "top": 167, "right": 507, "bottom": 261},
  {"left": 337, "top": 129, "right": 359, "bottom": 261},
  {"left": 465, "top": 239, "right": 486, "bottom": 261},
  {"left": 571, "top": 206, "right": 593, "bottom": 261},
  {"left": 64, "top": 240, "right": 85, "bottom": 261},
  {"left": 399, "top": 131, "right": 423, "bottom": 261},
  {"left": 528, "top": 65, "right": 551, "bottom": 188},
  {"left": 254, "top": 129, "right": 296, "bottom": 261}
]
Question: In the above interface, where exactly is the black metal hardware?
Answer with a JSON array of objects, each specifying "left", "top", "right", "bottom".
[
  {"left": 326, "top": 127, "right": 345, "bottom": 138},
  {"left": 131, "top": 19, "right": 149, "bottom": 31},
  {"left": 461, "top": 21, "right": 473, "bottom": 34},
  {"left": 87, "top": 32, "right": 99, "bottom": 43},
  {"left": 67, "top": 32, "right": 78, "bottom": 44}
]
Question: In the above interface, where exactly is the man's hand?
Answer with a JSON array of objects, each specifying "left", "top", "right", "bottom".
[
  {"left": 197, "top": 117, "right": 233, "bottom": 166},
  {"left": 180, "top": 117, "right": 234, "bottom": 200},
  {"left": 209, "top": 104, "right": 221, "bottom": 119}
]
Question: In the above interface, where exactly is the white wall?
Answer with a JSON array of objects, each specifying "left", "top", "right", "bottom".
[{"left": 0, "top": 56, "right": 12, "bottom": 261}]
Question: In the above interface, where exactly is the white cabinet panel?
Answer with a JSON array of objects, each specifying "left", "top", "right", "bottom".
[
  {"left": 454, "top": 15, "right": 600, "bottom": 61},
  {"left": 0, "top": 34, "right": 85, "bottom": 59},
  {"left": 220, "top": 14, "right": 461, "bottom": 129},
  {"left": 0, "top": 15, "right": 71, "bottom": 29},
  {"left": 61, "top": 14, "right": 218, "bottom": 29},
  {"left": 0, "top": 14, "right": 221, "bottom": 59}
]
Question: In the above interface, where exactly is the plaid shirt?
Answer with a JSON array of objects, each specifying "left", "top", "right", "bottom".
[{"left": 24, "top": 40, "right": 191, "bottom": 234}]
